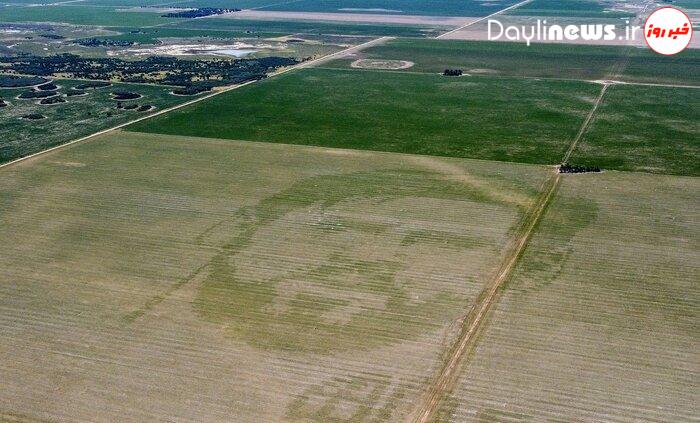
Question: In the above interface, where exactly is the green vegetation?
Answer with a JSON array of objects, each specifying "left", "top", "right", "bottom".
[
  {"left": 0, "top": 131, "right": 549, "bottom": 421},
  {"left": 0, "top": 75, "right": 48, "bottom": 88},
  {"left": 672, "top": 0, "right": 700, "bottom": 8},
  {"left": 170, "top": 17, "right": 443, "bottom": 37},
  {"left": 509, "top": 0, "right": 633, "bottom": 17},
  {"left": 0, "top": 5, "right": 175, "bottom": 27},
  {"left": 325, "top": 38, "right": 700, "bottom": 85},
  {"left": 129, "top": 68, "right": 599, "bottom": 165},
  {"left": 0, "top": 79, "right": 187, "bottom": 163},
  {"left": 571, "top": 84, "right": 700, "bottom": 176},
  {"left": 441, "top": 171, "right": 700, "bottom": 422}
]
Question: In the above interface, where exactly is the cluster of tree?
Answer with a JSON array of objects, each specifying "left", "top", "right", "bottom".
[
  {"left": 112, "top": 91, "right": 141, "bottom": 100},
  {"left": 66, "top": 90, "right": 88, "bottom": 97},
  {"left": 443, "top": 69, "right": 463, "bottom": 76},
  {"left": 559, "top": 164, "right": 601, "bottom": 173},
  {"left": 21, "top": 113, "right": 46, "bottom": 120},
  {"left": 75, "top": 81, "right": 111, "bottom": 89},
  {"left": 18, "top": 90, "right": 57, "bottom": 99},
  {"left": 37, "top": 82, "right": 58, "bottom": 91},
  {"left": 40, "top": 34, "right": 65, "bottom": 40},
  {"left": 161, "top": 8, "right": 239, "bottom": 18},
  {"left": 116, "top": 102, "right": 153, "bottom": 112},
  {"left": 39, "top": 96, "right": 66, "bottom": 105},
  {"left": 172, "top": 86, "right": 208, "bottom": 95},
  {"left": 75, "top": 38, "right": 134, "bottom": 47},
  {"left": 0, "top": 75, "right": 48, "bottom": 88},
  {"left": 0, "top": 54, "right": 298, "bottom": 92}
]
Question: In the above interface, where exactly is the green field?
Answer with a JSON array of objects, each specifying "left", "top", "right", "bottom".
[
  {"left": 673, "top": 0, "right": 700, "bottom": 8},
  {"left": 252, "top": 0, "right": 521, "bottom": 17},
  {"left": 169, "top": 17, "right": 443, "bottom": 37},
  {"left": 0, "top": 79, "right": 190, "bottom": 163},
  {"left": 129, "top": 68, "right": 599, "bottom": 165},
  {"left": 438, "top": 171, "right": 700, "bottom": 421},
  {"left": 509, "top": 0, "right": 633, "bottom": 17},
  {"left": 325, "top": 38, "right": 700, "bottom": 85},
  {"left": 0, "top": 5, "right": 174, "bottom": 27},
  {"left": 571, "top": 84, "right": 700, "bottom": 176},
  {"left": 0, "top": 131, "right": 550, "bottom": 421}
]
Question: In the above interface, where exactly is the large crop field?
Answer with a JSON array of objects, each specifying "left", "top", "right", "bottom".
[
  {"left": 0, "top": 5, "right": 174, "bottom": 27},
  {"left": 168, "top": 17, "right": 443, "bottom": 37},
  {"left": 0, "top": 130, "right": 551, "bottom": 421},
  {"left": 0, "top": 79, "right": 190, "bottom": 164},
  {"left": 325, "top": 38, "right": 700, "bottom": 85},
  {"left": 0, "top": 4, "right": 697, "bottom": 421},
  {"left": 571, "top": 84, "right": 700, "bottom": 176},
  {"left": 129, "top": 68, "right": 599, "bottom": 165},
  {"left": 437, "top": 171, "right": 700, "bottom": 421}
]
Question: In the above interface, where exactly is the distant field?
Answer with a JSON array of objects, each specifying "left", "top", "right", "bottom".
[
  {"left": 158, "top": 0, "right": 295, "bottom": 7},
  {"left": 129, "top": 68, "right": 600, "bottom": 165},
  {"left": 169, "top": 17, "right": 443, "bottom": 37},
  {"left": 571, "top": 84, "right": 700, "bottom": 176},
  {"left": 0, "top": 131, "right": 550, "bottom": 421},
  {"left": 252, "top": 0, "right": 521, "bottom": 17},
  {"left": 86, "top": 26, "right": 283, "bottom": 44},
  {"left": 0, "top": 5, "right": 174, "bottom": 27},
  {"left": 508, "top": 0, "right": 633, "bottom": 17},
  {"left": 438, "top": 171, "right": 700, "bottom": 421},
  {"left": 673, "top": 0, "right": 700, "bottom": 8},
  {"left": 326, "top": 38, "right": 700, "bottom": 85},
  {"left": 0, "top": 79, "right": 188, "bottom": 163}
]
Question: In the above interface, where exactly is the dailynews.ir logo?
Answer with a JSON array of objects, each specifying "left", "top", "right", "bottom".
[{"left": 644, "top": 7, "right": 693, "bottom": 55}]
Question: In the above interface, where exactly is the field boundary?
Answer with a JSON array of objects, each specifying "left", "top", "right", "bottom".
[
  {"left": 0, "top": 36, "right": 392, "bottom": 171},
  {"left": 436, "top": 0, "right": 534, "bottom": 39}
]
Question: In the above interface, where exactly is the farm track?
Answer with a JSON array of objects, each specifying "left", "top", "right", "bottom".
[
  {"left": 436, "top": 0, "right": 535, "bottom": 39},
  {"left": 561, "top": 83, "right": 609, "bottom": 164},
  {"left": 410, "top": 169, "right": 561, "bottom": 423},
  {"left": 409, "top": 35, "right": 637, "bottom": 417},
  {"left": 0, "top": 36, "right": 392, "bottom": 172}
]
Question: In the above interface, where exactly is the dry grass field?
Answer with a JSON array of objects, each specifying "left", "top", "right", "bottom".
[
  {"left": 0, "top": 131, "right": 551, "bottom": 422},
  {"left": 436, "top": 171, "right": 700, "bottom": 421}
]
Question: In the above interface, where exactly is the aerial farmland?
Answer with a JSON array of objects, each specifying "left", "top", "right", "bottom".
[{"left": 0, "top": 0, "right": 697, "bottom": 422}]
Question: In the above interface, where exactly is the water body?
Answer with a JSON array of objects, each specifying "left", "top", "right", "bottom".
[{"left": 212, "top": 48, "right": 258, "bottom": 58}]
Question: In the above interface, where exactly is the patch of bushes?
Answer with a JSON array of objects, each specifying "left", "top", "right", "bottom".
[
  {"left": 0, "top": 54, "right": 297, "bottom": 92},
  {"left": 0, "top": 75, "right": 48, "bottom": 88},
  {"left": 112, "top": 91, "right": 141, "bottom": 100},
  {"left": 559, "top": 163, "right": 601, "bottom": 173},
  {"left": 161, "top": 8, "right": 239, "bottom": 18},
  {"left": 66, "top": 90, "right": 87, "bottom": 97},
  {"left": 18, "top": 90, "right": 57, "bottom": 99},
  {"left": 36, "top": 82, "right": 58, "bottom": 91},
  {"left": 75, "top": 81, "right": 111, "bottom": 90},
  {"left": 443, "top": 69, "right": 463, "bottom": 76},
  {"left": 39, "top": 96, "right": 66, "bottom": 105},
  {"left": 21, "top": 113, "right": 46, "bottom": 120},
  {"left": 172, "top": 86, "right": 209, "bottom": 95},
  {"left": 75, "top": 38, "right": 134, "bottom": 47}
]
